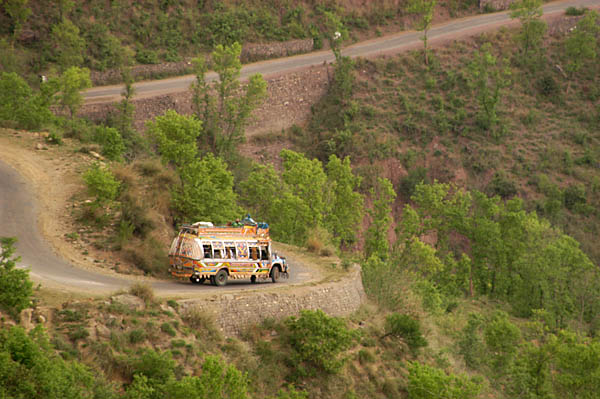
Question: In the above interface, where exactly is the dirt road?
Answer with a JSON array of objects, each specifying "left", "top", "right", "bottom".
[
  {"left": 83, "top": 0, "right": 598, "bottom": 104},
  {"left": 0, "top": 155, "right": 318, "bottom": 296}
]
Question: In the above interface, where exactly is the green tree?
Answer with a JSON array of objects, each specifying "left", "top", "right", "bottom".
[
  {"left": 50, "top": 19, "right": 85, "bottom": 70},
  {"left": 168, "top": 356, "right": 249, "bottom": 399},
  {"left": 510, "top": 0, "right": 547, "bottom": 63},
  {"left": 322, "top": 10, "right": 348, "bottom": 61},
  {"left": 364, "top": 177, "right": 396, "bottom": 260},
  {"left": 191, "top": 42, "right": 267, "bottom": 157},
  {"left": 147, "top": 110, "right": 203, "bottom": 168},
  {"left": 56, "top": 66, "right": 91, "bottom": 118},
  {"left": 458, "top": 313, "right": 486, "bottom": 369},
  {"left": 565, "top": 11, "right": 599, "bottom": 78},
  {"left": 508, "top": 342, "right": 554, "bottom": 399},
  {"left": 0, "top": 326, "right": 113, "bottom": 398},
  {"left": 324, "top": 155, "right": 363, "bottom": 247},
  {"left": 406, "top": 362, "right": 482, "bottom": 399},
  {"left": 406, "top": 0, "right": 438, "bottom": 65},
  {"left": 484, "top": 311, "right": 522, "bottom": 371},
  {"left": 126, "top": 353, "right": 249, "bottom": 399},
  {"left": 2, "top": 0, "right": 31, "bottom": 46},
  {"left": 93, "top": 125, "right": 125, "bottom": 161},
  {"left": 113, "top": 67, "right": 143, "bottom": 159},
  {"left": 0, "top": 237, "right": 32, "bottom": 320},
  {"left": 83, "top": 163, "right": 120, "bottom": 203},
  {"left": 281, "top": 149, "right": 328, "bottom": 228},
  {"left": 469, "top": 42, "right": 511, "bottom": 133},
  {"left": 284, "top": 309, "right": 358, "bottom": 376},
  {"left": 0, "top": 72, "right": 54, "bottom": 130},
  {"left": 172, "top": 154, "right": 241, "bottom": 225},
  {"left": 552, "top": 331, "right": 600, "bottom": 399},
  {"left": 238, "top": 163, "right": 281, "bottom": 220},
  {"left": 384, "top": 313, "right": 428, "bottom": 354}
]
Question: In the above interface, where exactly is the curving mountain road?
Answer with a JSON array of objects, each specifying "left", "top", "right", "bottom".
[
  {"left": 0, "top": 159, "right": 317, "bottom": 295},
  {"left": 83, "top": 0, "right": 599, "bottom": 104}
]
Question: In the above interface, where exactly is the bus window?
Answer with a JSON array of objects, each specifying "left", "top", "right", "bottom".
[
  {"left": 260, "top": 246, "right": 269, "bottom": 260},
  {"left": 213, "top": 248, "right": 224, "bottom": 259},
  {"left": 249, "top": 247, "right": 259, "bottom": 260},
  {"left": 202, "top": 244, "right": 212, "bottom": 258},
  {"left": 226, "top": 247, "right": 236, "bottom": 259}
]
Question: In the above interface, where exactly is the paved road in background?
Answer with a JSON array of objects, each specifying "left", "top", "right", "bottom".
[
  {"left": 0, "top": 160, "right": 314, "bottom": 295},
  {"left": 83, "top": 0, "right": 598, "bottom": 104}
]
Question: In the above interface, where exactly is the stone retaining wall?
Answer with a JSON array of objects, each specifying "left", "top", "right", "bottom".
[
  {"left": 479, "top": 0, "right": 513, "bottom": 11},
  {"left": 176, "top": 266, "right": 366, "bottom": 336},
  {"left": 241, "top": 39, "right": 314, "bottom": 62},
  {"left": 80, "top": 64, "right": 330, "bottom": 135}
]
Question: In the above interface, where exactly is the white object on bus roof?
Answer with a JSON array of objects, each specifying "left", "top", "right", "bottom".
[{"left": 192, "top": 221, "right": 214, "bottom": 227}]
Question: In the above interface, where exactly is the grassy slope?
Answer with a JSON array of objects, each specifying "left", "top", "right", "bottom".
[{"left": 292, "top": 25, "right": 599, "bottom": 263}]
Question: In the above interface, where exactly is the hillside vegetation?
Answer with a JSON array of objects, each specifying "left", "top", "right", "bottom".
[
  {"left": 0, "top": 1, "right": 600, "bottom": 399},
  {"left": 1, "top": 0, "right": 479, "bottom": 83}
]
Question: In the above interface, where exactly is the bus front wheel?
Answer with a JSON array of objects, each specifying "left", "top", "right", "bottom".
[
  {"left": 271, "top": 266, "right": 280, "bottom": 283},
  {"left": 215, "top": 270, "right": 228, "bottom": 287}
]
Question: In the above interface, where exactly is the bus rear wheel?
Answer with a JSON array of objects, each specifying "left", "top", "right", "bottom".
[
  {"left": 250, "top": 275, "right": 257, "bottom": 284},
  {"left": 190, "top": 276, "right": 205, "bottom": 284},
  {"left": 214, "top": 269, "right": 228, "bottom": 286},
  {"left": 271, "top": 266, "right": 280, "bottom": 283}
]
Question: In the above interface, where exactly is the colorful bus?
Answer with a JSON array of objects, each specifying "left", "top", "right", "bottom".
[{"left": 168, "top": 221, "right": 288, "bottom": 286}]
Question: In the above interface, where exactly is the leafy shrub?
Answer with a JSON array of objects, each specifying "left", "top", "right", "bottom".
[
  {"left": 275, "top": 385, "right": 309, "bottom": 399},
  {"left": 135, "top": 48, "right": 160, "bottom": 64},
  {"left": 565, "top": 6, "right": 587, "bottom": 16},
  {"left": 384, "top": 313, "right": 428, "bottom": 354},
  {"left": 357, "top": 349, "right": 375, "bottom": 365},
  {"left": 160, "top": 322, "right": 176, "bottom": 337},
  {"left": 414, "top": 280, "right": 444, "bottom": 313},
  {"left": 68, "top": 325, "right": 90, "bottom": 341},
  {"left": 484, "top": 311, "right": 521, "bottom": 370},
  {"left": 284, "top": 309, "right": 358, "bottom": 376},
  {"left": 129, "top": 329, "right": 147, "bottom": 344},
  {"left": 129, "top": 282, "right": 155, "bottom": 304},
  {"left": 399, "top": 167, "right": 429, "bottom": 198},
  {"left": 182, "top": 307, "right": 221, "bottom": 341},
  {"left": 361, "top": 256, "right": 404, "bottom": 309},
  {"left": 0, "top": 238, "right": 33, "bottom": 320},
  {"left": 83, "top": 164, "right": 120, "bottom": 203},
  {"left": 119, "top": 192, "right": 155, "bottom": 239},
  {"left": 116, "top": 220, "right": 134, "bottom": 248},
  {"left": 487, "top": 172, "right": 518, "bottom": 198},
  {"left": 537, "top": 74, "right": 559, "bottom": 98},
  {"left": 166, "top": 299, "right": 178, "bottom": 309},
  {"left": 93, "top": 125, "right": 125, "bottom": 161},
  {"left": 130, "top": 348, "right": 176, "bottom": 384},
  {"left": 563, "top": 183, "right": 586, "bottom": 211},
  {"left": 58, "top": 308, "right": 88, "bottom": 322},
  {"left": 407, "top": 361, "right": 482, "bottom": 399}
]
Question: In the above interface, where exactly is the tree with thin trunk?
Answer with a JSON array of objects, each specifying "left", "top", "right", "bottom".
[
  {"left": 191, "top": 42, "right": 267, "bottom": 158},
  {"left": 56, "top": 66, "right": 91, "bottom": 119},
  {"left": 406, "top": 0, "right": 437, "bottom": 65},
  {"left": 565, "top": 10, "right": 599, "bottom": 79},
  {"left": 510, "top": 0, "right": 547, "bottom": 64}
]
